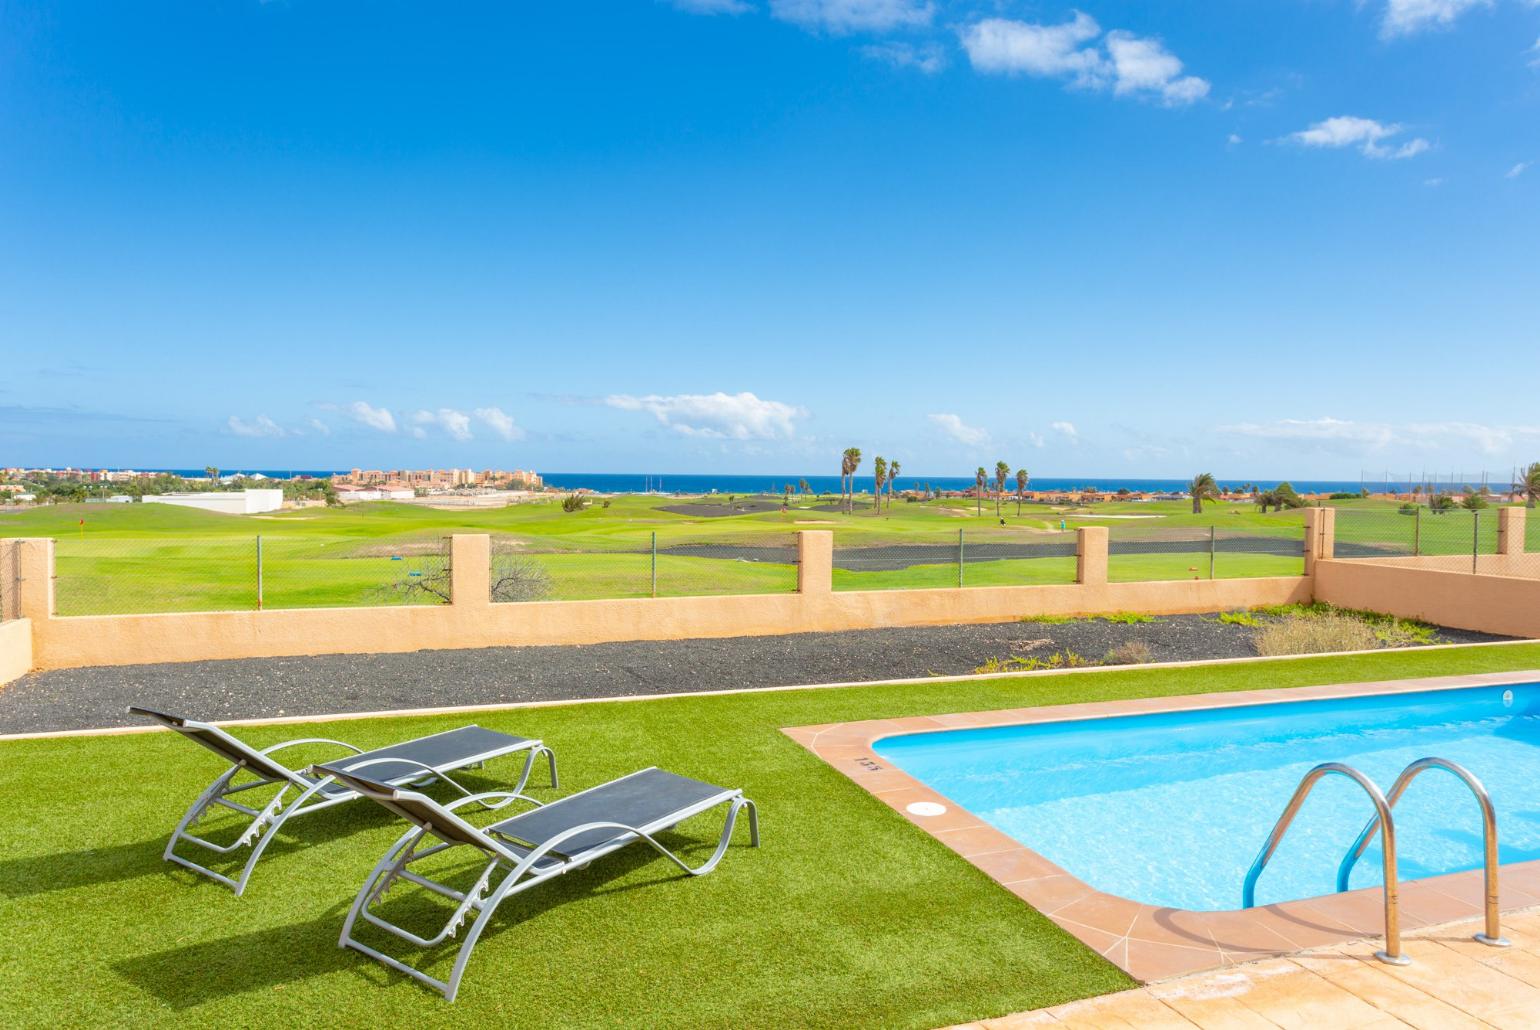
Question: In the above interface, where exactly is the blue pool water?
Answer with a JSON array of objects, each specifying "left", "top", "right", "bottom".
[{"left": 874, "top": 684, "right": 1540, "bottom": 912}]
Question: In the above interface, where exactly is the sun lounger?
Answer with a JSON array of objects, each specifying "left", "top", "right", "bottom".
[
  {"left": 129, "top": 706, "right": 557, "bottom": 896},
  {"left": 317, "top": 762, "right": 758, "bottom": 1001}
]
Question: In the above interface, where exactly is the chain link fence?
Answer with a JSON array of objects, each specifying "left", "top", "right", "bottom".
[
  {"left": 1333, "top": 507, "right": 1540, "bottom": 578},
  {"left": 51, "top": 535, "right": 453, "bottom": 615},
  {"left": 492, "top": 533, "right": 800, "bottom": 602},
  {"left": 833, "top": 530, "right": 1079, "bottom": 591},
  {"left": 1108, "top": 526, "right": 1306, "bottom": 581}
]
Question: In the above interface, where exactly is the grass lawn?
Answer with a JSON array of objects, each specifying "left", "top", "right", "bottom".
[{"left": 5, "top": 642, "right": 1540, "bottom": 1027}]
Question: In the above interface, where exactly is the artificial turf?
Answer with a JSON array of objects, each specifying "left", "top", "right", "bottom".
[{"left": 5, "top": 642, "right": 1540, "bottom": 1027}]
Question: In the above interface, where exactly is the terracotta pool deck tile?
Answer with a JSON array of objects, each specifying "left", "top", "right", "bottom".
[
  {"left": 1145, "top": 972, "right": 1281, "bottom": 1030},
  {"left": 1221, "top": 959, "right": 1403, "bottom": 1029},
  {"left": 1007, "top": 874, "right": 1098, "bottom": 916},
  {"left": 934, "top": 824, "right": 1031, "bottom": 859},
  {"left": 1367, "top": 937, "right": 1540, "bottom": 1024},
  {"left": 1046, "top": 989, "right": 1199, "bottom": 1028},
  {"left": 874, "top": 787, "right": 987, "bottom": 833},
  {"left": 1121, "top": 937, "right": 1229, "bottom": 983},
  {"left": 972, "top": 847, "right": 1070, "bottom": 885},
  {"left": 1398, "top": 880, "right": 1494, "bottom": 930},
  {"left": 1291, "top": 948, "right": 1486, "bottom": 1029},
  {"left": 978, "top": 1010, "right": 1062, "bottom": 1028}
]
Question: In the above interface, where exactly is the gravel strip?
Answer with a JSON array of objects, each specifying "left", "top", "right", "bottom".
[{"left": 0, "top": 615, "right": 1516, "bottom": 735}]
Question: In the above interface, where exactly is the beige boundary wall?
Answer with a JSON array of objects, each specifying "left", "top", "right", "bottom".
[
  {"left": 1, "top": 531, "right": 1313, "bottom": 676},
  {"left": 0, "top": 619, "right": 31, "bottom": 685},
  {"left": 1315, "top": 559, "right": 1540, "bottom": 640}
]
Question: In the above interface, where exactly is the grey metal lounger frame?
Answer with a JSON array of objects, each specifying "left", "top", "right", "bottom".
[
  {"left": 130, "top": 707, "right": 557, "bottom": 896},
  {"left": 321, "top": 763, "right": 758, "bottom": 1001}
]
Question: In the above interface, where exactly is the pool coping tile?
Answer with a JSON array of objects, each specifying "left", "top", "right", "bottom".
[{"left": 784, "top": 669, "right": 1540, "bottom": 983}]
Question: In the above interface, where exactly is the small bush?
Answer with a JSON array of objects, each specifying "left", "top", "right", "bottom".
[
  {"left": 1104, "top": 640, "right": 1153, "bottom": 665},
  {"left": 1021, "top": 614, "right": 1078, "bottom": 624},
  {"left": 561, "top": 493, "right": 586, "bottom": 513},
  {"left": 1255, "top": 614, "right": 1379, "bottom": 656},
  {"left": 1100, "top": 612, "right": 1156, "bottom": 625},
  {"left": 973, "top": 650, "right": 1089, "bottom": 674},
  {"left": 1217, "top": 611, "right": 1260, "bottom": 627}
]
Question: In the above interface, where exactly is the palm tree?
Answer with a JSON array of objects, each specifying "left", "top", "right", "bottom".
[
  {"left": 872, "top": 457, "right": 887, "bottom": 516},
  {"left": 1519, "top": 463, "right": 1540, "bottom": 509},
  {"left": 840, "top": 448, "right": 862, "bottom": 513},
  {"left": 974, "top": 467, "right": 986, "bottom": 516},
  {"left": 204, "top": 466, "right": 219, "bottom": 483},
  {"left": 1189, "top": 472, "right": 1221, "bottom": 514},
  {"left": 994, "top": 461, "right": 1010, "bottom": 516},
  {"left": 887, "top": 459, "right": 900, "bottom": 512},
  {"left": 798, "top": 478, "right": 810, "bottom": 496},
  {"left": 1015, "top": 468, "right": 1030, "bottom": 516}
]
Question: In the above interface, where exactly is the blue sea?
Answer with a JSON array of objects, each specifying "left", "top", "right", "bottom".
[{"left": 75, "top": 469, "right": 1473, "bottom": 495}]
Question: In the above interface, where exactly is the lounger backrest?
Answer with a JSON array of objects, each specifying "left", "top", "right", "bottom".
[
  {"left": 319, "top": 763, "right": 510, "bottom": 856},
  {"left": 129, "top": 706, "right": 301, "bottom": 783}
]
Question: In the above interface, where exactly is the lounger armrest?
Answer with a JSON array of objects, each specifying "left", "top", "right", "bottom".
[
  {"left": 443, "top": 791, "right": 543, "bottom": 813},
  {"left": 321, "top": 756, "right": 479, "bottom": 798},
  {"left": 261, "top": 738, "right": 365, "bottom": 757}
]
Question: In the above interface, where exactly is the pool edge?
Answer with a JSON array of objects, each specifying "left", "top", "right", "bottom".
[{"left": 783, "top": 669, "right": 1540, "bottom": 983}]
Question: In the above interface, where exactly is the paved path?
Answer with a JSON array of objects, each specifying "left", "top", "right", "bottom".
[{"left": 953, "top": 908, "right": 1540, "bottom": 1029}]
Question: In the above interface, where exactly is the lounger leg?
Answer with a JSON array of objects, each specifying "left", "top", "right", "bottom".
[
  {"left": 230, "top": 779, "right": 329, "bottom": 896},
  {"left": 164, "top": 766, "right": 239, "bottom": 864},
  {"left": 340, "top": 826, "right": 424, "bottom": 948},
  {"left": 444, "top": 866, "right": 525, "bottom": 1003},
  {"left": 511, "top": 744, "right": 559, "bottom": 796}
]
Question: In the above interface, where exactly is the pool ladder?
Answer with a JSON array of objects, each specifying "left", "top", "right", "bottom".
[{"left": 1241, "top": 757, "right": 1509, "bottom": 966}]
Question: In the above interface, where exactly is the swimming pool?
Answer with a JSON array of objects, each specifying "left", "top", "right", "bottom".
[{"left": 874, "top": 683, "right": 1540, "bottom": 912}]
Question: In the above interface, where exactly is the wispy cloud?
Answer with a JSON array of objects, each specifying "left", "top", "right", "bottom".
[
  {"left": 413, "top": 408, "right": 473, "bottom": 441},
  {"left": 227, "top": 414, "right": 287, "bottom": 438},
  {"left": 349, "top": 400, "right": 397, "bottom": 433},
  {"left": 669, "top": 0, "right": 752, "bottom": 14},
  {"left": 474, "top": 406, "right": 525, "bottom": 442},
  {"left": 860, "top": 41, "right": 947, "bottom": 74},
  {"left": 306, "top": 417, "right": 331, "bottom": 436},
  {"left": 928, "top": 413, "right": 989, "bottom": 446},
  {"left": 1381, "top": 0, "right": 1492, "bottom": 38},
  {"left": 1507, "top": 161, "right": 1530, "bottom": 178},
  {"left": 769, "top": 0, "right": 933, "bottom": 34},
  {"left": 959, "top": 14, "right": 1208, "bottom": 106},
  {"left": 606, "top": 391, "right": 804, "bottom": 439},
  {"left": 1284, "top": 116, "right": 1429, "bottom": 160},
  {"left": 1051, "top": 420, "right": 1078, "bottom": 439},
  {"left": 1220, "top": 416, "right": 1540, "bottom": 455}
]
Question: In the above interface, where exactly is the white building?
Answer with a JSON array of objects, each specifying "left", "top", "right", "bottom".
[{"left": 142, "top": 489, "right": 284, "bottom": 515}]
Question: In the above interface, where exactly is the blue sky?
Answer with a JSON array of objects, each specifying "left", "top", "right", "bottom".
[{"left": 1, "top": 0, "right": 1537, "bottom": 479}]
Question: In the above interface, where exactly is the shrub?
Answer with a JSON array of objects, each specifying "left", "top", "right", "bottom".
[
  {"left": 973, "top": 650, "right": 1089, "bottom": 674},
  {"left": 561, "top": 493, "right": 586, "bottom": 513},
  {"left": 1100, "top": 612, "right": 1155, "bottom": 625},
  {"left": 1104, "top": 641, "right": 1153, "bottom": 665},
  {"left": 1255, "top": 614, "right": 1379, "bottom": 656},
  {"left": 489, "top": 554, "right": 552, "bottom": 603},
  {"left": 1217, "top": 610, "right": 1260, "bottom": 627}
]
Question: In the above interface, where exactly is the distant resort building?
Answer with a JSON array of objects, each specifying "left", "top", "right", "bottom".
[
  {"left": 335, "top": 467, "right": 542, "bottom": 490},
  {"left": 142, "top": 489, "right": 285, "bottom": 515}
]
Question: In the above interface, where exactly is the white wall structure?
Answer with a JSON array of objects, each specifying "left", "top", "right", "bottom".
[{"left": 141, "top": 489, "right": 284, "bottom": 515}]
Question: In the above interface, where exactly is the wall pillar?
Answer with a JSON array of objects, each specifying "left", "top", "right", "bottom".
[
  {"left": 449, "top": 534, "right": 491, "bottom": 608},
  {"left": 1498, "top": 507, "right": 1527, "bottom": 556},
  {"left": 1304, "top": 507, "right": 1335, "bottom": 575},
  {"left": 3, "top": 538, "right": 56, "bottom": 621},
  {"left": 1076, "top": 526, "right": 1108, "bottom": 586},
  {"left": 797, "top": 531, "right": 833, "bottom": 595}
]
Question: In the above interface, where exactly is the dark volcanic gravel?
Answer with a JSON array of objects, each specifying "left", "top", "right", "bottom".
[{"left": 0, "top": 616, "right": 1514, "bottom": 735}]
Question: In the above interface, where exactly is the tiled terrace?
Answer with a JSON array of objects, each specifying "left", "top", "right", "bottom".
[{"left": 953, "top": 907, "right": 1540, "bottom": 1028}]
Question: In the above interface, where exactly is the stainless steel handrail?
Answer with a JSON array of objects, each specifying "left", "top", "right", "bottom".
[
  {"left": 1336, "top": 756, "right": 1509, "bottom": 948},
  {"left": 1242, "top": 762, "right": 1408, "bottom": 965}
]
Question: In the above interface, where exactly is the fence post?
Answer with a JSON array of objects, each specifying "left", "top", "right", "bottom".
[
  {"left": 1209, "top": 526, "right": 1216, "bottom": 580},
  {"left": 957, "top": 528, "right": 964, "bottom": 589},
  {"left": 256, "top": 535, "right": 263, "bottom": 611},
  {"left": 1304, "top": 508, "right": 1335, "bottom": 575},
  {"left": 1497, "top": 507, "right": 1526, "bottom": 557},
  {"left": 1076, "top": 526, "right": 1108, "bottom": 586},
  {"left": 1473, "top": 511, "right": 1480, "bottom": 574},
  {"left": 651, "top": 532, "right": 657, "bottom": 599},
  {"left": 11, "top": 538, "right": 55, "bottom": 620}
]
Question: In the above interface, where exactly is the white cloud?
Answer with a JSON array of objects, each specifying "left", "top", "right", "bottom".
[
  {"left": 606, "top": 391, "right": 804, "bottom": 439},
  {"left": 769, "top": 0, "right": 932, "bottom": 34},
  {"left": 349, "top": 401, "right": 397, "bottom": 433},
  {"left": 1220, "top": 416, "right": 1540, "bottom": 455},
  {"left": 227, "top": 414, "right": 286, "bottom": 438},
  {"left": 1104, "top": 31, "right": 1209, "bottom": 105},
  {"left": 860, "top": 41, "right": 947, "bottom": 74},
  {"left": 927, "top": 413, "right": 989, "bottom": 446},
  {"left": 959, "top": 14, "right": 1106, "bottom": 84},
  {"left": 1227, "top": 133, "right": 1244, "bottom": 145},
  {"left": 1424, "top": 176, "right": 1445, "bottom": 186},
  {"left": 1530, "top": 36, "right": 1540, "bottom": 68},
  {"left": 474, "top": 406, "right": 525, "bottom": 442},
  {"left": 1285, "top": 116, "right": 1429, "bottom": 160},
  {"left": 1507, "top": 161, "right": 1530, "bottom": 178},
  {"left": 413, "top": 408, "right": 474, "bottom": 442},
  {"left": 1382, "top": 0, "right": 1491, "bottom": 38},
  {"left": 960, "top": 16, "right": 1207, "bottom": 106},
  {"left": 1027, "top": 432, "right": 1046, "bottom": 448},
  {"left": 670, "top": 0, "right": 752, "bottom": 14},
  {"left": 1051, "top": 420, "right": 1079, "bottom": 439},
  {"left": 306, "top": 417, "right": 331, "bottom": 436},
  {"left": 411, "top": 427, "right": 427, "bottom": 440}
]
